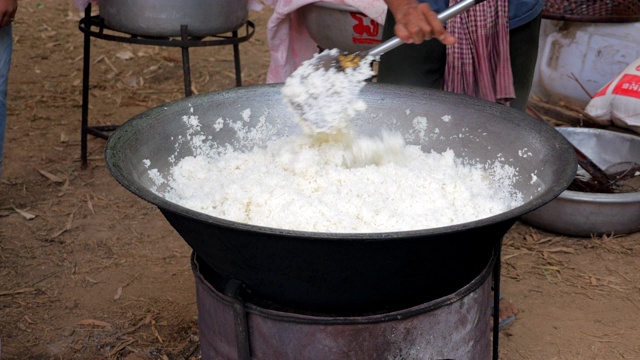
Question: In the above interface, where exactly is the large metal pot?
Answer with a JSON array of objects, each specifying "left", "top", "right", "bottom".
[
  {"left": 299, "top": 2, "right": 384, "bottom": 52},
  {"left": 99, "top": 0, "right": 249, "bottom": 37},
  {"left": 105, "top": 83, "right": 576, "bottom": 315}
]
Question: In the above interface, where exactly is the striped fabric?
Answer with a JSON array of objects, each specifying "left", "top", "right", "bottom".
[{"left": 444, "top": 0, "right": 514, "bottom": 106}]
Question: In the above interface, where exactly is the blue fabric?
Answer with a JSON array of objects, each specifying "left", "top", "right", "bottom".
[
  {"left": 0, "top": 24, "right": 11, "bottom": 177},
  {"left": 417, "top": 0, "right": 544, "bottom": 29}
]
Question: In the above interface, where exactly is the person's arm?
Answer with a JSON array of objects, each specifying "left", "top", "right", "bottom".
[
  {"left": 384, "top": 0, "right": 455, "bottom": 45},
  {"left": 0, "top": 0, "right": 18, "bottom": 29}
]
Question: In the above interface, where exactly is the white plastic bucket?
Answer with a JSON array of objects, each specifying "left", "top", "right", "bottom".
[{"left": 532, "top": 20, "right": 640, "bottom": 105}]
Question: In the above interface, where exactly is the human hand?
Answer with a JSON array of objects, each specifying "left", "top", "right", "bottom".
[
  {"left": 386, "top": 0, "right": 456, "bottom": 45},
  {"left": 0, "top": 0, "right": 18, "bottom": 29}
]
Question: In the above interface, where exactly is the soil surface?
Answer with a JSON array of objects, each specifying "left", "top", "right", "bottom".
[{"left": 1, "top": 1, "right": 639, "bottom": 359}]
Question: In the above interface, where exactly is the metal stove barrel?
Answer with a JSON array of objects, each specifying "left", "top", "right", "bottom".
[{"left": 192, "top": 250, "right": 496, "bottom": 360}]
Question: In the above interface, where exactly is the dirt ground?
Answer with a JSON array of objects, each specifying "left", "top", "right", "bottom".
[{"left": 1, "top": 1, "right": 639, "bottom": 359}]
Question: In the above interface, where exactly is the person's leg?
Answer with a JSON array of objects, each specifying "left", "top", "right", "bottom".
[
  {"left": 376, "top": 11, "right": 446, "bottom": 89},
  {"left": 0, "top": 24, "right": 12, "bottom": 177},
  {"left": 508, "top": 15, "right": 542, "bottom": 112},
  {"left": 0, "top": 28, "right": 7, "bottom": 356}
]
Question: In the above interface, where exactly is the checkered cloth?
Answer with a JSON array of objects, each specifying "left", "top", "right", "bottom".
[{"left": 444, "top": 0, "right": 514, "bottom": 105}]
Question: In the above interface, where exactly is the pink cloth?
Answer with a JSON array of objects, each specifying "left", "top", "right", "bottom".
[
  {"left": 444, "top": 0, "right": 514, "bottom": 105},
  {"left": 262, "top": 0, "right": 387, "bottom": 83}
]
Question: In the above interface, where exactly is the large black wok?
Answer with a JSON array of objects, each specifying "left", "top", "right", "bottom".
[{"left": 105, "top": 83, "right": 576, "bottom": 315}]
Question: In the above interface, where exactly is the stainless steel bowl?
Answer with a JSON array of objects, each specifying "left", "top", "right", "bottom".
[
  {"left": 99, "top": 0, "right": 249, "bottom": 37},
  {"left": 521, "top": 127, "right": 640, "bottom": 237},
  {"left": 299, "top": 1, "right": 384, "bottom": 53}
]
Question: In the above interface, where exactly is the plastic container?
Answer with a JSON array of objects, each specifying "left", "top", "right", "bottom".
[{"left": 531, "top": 19, "right": 640, "bottom": 105}]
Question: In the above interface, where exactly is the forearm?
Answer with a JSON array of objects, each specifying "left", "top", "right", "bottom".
[{"left": 383, "top": 0, "right": 455, "bottom": 45}]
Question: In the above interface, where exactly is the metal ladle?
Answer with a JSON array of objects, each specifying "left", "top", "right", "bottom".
[{"left": 288, "top": 0, "right": 488, "bottom": 133}]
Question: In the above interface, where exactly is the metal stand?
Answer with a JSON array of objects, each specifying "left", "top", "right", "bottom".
[
  {"left": 78, "top": 4, "right": 255, "bottom": 168},
  {"left": 225, "top": 279, "right": 253, "bottom": 360},
  {"left": 492, "top": 237, "right": 504, "bottom": 360}
]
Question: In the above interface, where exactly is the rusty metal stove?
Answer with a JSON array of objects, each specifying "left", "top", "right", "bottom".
[{"left": 191, "top": 244, "right": 502, "bottom": 360}]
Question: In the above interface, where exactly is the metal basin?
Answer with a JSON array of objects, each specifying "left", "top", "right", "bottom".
[
  {"left": 299, "top": 1, "right": 383, "bottom": 52},
  {"left": 99, "top": 0, "right": 249, "bottom": 37},
  {"left": 521, "top": 127, "right": 640, "bottom": 237},
  {"left": 105, "top": 83, "right": 576, "bottom": 315}
]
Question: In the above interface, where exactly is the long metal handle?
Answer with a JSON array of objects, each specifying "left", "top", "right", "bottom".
[{"left": 367, "top": 0, "right": 487, "bottom": 58}]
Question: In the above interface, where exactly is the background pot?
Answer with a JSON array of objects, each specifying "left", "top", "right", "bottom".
[
  {"left": 99, "top": 0, "right": 249, "bottom": 37},
  {"left": 299, "top": 1, "right": 383, "bottom": 53}
]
